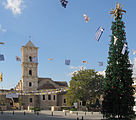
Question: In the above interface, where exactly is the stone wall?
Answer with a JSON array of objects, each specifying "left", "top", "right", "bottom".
[{"left": 57, "top": 93, "right": 67, "bottom": 106}]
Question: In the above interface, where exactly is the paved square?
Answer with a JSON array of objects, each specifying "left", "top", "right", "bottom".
[{"left": 0, "top": 110, "right": 103, "bottom": 120}]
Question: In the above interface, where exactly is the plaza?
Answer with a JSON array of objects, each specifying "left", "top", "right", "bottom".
[
  {"left": 0, "top": 1, "right": 136, "bottom": 120},
  {"left": 0, "top": 110, "right": 103, "bottom": 120}
]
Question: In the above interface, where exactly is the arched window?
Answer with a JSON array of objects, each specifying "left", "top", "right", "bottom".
[
  {"left": 43, "top": 95, "right": 45, "bottom": 100},
  {"left": 29, "top": 70, "right": 32, "bottom": 75},
  {"left": 30, "top": 98, "right": 32, "bottom": 103},
  {"left": 64, "top": 99, "right": 66, "bottom": 103},
  {"left": 53, "top": 95, "right": 55, "bottom": 100},
  {"left": 48, "top": 95, "right": 51, "bottom": 100},
  {"left": 29, "top": 56, "right": 32, "bottom": 62},
  {"left": 29, "top": 82, "right": 32, "bottom": 87}
]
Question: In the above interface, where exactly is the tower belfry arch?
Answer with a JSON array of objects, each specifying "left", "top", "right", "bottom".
[{"left": 21, "top": 40, "right": 38, "bottom": 91}]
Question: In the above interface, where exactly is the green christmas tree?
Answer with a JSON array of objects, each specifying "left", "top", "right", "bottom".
[{"left": 102, "top": 2, "right": 135, "bottom": 119}]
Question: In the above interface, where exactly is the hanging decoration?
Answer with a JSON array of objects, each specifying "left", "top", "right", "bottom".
[
  {"left": 83, "top": 14, "right": 90, "bottom": 23},
  {"left": 48, "top": 58, "right": 53, "bottom": 61},
  {"left": 95, "top": 26, "right": 104, "bottom": 41},
  {"left": 121, "top": 44, "right": 127, "bottom": 55},
  {"left": 16, "top": 56, "right": 21, "bottom": 61},
  {"left": 98, "top": 62, "right": 103, "bottom": 66},
  {"left": 65, "top": 59, "right": 70, "bottom": 65},
  {"left": 60, "top": 0, "right": 68, "bottom": 8},
  {"left": 114, "top": 36, "right": 118, "bottom": 45},
  {"left": 0, "top": 87, "right": 69, "bottom": 95},
  {"left": 0, "top": 42, "right": 4, "bottom": 44},
  {"left": 0, "top": 54, "right": 4, "bottom": 61},
  {"left": 0, "top": 72, "right": 3, "bottom": 82},
  {"left": 32, "top": 57, "right": 38, "bottom": 63},
  {"left": 132, "top": 49, "right": 136, "bottom": 55},
  {"left": 82, "top": 60, "right": 88, "bottom": 64}
]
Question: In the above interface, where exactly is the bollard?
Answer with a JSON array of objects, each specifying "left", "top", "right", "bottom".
[
  {"left": 65, "top": 112, "right": 66, "bottom": 116},
  {"left": 77, "top": 117, "right": 79, "bottom": 120},
  {"left": 37, "top": 111, "right": 39, "bottom": 115},
  {"left": 85, "top": 112, "right": 86, "bottom": 115},
  {"left": 24, "top": 111, "right": 26, "bottom": 115},
  {"left": 82, "top": 116, "right": 84, "bottom": 120},
  {"left": 51, "top": 111, "right": 53, "bottom": 116},
  {"left": 91, "top": 111, "right": 93, "bottom": 115},
  {"left": 1, "top": 111, "right": 3, "bottom": 114},
  {"left": 77, "top": 112, "right": 78, "bottom": 116},
  {"left": 13, "top": 111, "right": 14, "bottom": 115}
]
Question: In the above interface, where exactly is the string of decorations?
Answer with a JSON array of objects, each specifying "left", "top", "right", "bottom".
[{"left": 0, "top": 87, "right": 69, "bottom": 95}]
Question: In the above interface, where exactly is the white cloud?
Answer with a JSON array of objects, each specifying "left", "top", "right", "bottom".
[
  {"left": 66, "top": 70, "right": 78, "bottom": 77},
  {"left": 66, "top": 66, "right": 86, "bottom": 77},
  {"left": 2, "top": 29, "right": 7, "bottom": 32},
  {"left": 69, "top": 66, "right": 78, "bottom": 70},
  {"left": 69, "top": 65, "right": 86, "bottom": 70},
  {"left": 67, "top": 65, "right": 106, "bottom": 78},
  {"left": 3, "top": 0, "right": 24, "bottom": 15}
]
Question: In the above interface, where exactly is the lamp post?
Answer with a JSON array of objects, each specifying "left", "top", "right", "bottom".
[
  {"left": 0, "top": 42, "right": 4, "bottom": 83},
  {"left": 0, "top": 42, "right": 4, "bottom": 112}
]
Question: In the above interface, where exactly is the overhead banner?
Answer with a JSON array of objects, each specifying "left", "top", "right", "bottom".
[
  {"left": 0, "top": 87, "right": 69, "bottom": 96},
  {"left": 6, "top": 93, "right": 18, "bottom": 98}
]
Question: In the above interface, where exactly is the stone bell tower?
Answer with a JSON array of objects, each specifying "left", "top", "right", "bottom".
[{"left": 21, "top": 40, "right": 38, "bottom": 91}]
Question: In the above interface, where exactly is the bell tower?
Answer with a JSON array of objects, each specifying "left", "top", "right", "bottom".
[{"left": 21, "top": 40, "right": 38, "bottom": 91}]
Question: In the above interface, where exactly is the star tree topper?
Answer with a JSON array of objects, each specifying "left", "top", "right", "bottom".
[{"left": 110, "top": 1, "right": 126, "bottom": 20}]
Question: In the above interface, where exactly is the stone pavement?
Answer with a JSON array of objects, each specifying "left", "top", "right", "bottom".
[{"left": 0, "top": 110, "right": 104, "bottom": 120}]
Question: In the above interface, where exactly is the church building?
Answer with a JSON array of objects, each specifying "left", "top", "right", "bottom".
[{"left": 0, "top": 41, "right": 68, "bottom": 110}]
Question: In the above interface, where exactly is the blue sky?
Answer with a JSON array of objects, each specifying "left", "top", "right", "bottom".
[{"left": 0, "top": 0, "right": 136, "bottom": 89}]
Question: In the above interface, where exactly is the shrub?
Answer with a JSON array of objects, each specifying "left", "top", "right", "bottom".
[
  {"left": 30, "top": 107, "right": 40, "bottom": 111},
  {"left": 70, "top": 108, "right": 77, "bottom": 111}
]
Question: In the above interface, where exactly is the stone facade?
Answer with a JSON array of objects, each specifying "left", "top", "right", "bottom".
[
  {"left": 57, "top": 92, "right": 67, "bottom": 106},
  {"left": 21, "top": 41, "right": 38, "bottom": 91},
  {"left": 0, "top": 41, "right": 68, "bottom": 110},
  {"left": 15, "top": 41, "right": 68, "bottom": 110},
  {"left": 0, "top": 90, "right": 19, "bottom": 110}
]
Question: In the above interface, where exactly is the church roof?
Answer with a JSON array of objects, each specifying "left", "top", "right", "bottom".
[
  {"left": 38, "top": 83, "right": 56, "bottom": 89},
  {"left": 25, "top": 40, "right": 35, "bottom": 47},
  {"left": 55, "top": 81, "right": 68, "bottom": 87},
  {"left": 38, "top": 77, "right": 68, "bottom": 90}
]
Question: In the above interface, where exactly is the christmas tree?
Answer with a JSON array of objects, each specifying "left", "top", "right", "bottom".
[{"left": 102, "top": 2, "right": 135, "bottom": 119}]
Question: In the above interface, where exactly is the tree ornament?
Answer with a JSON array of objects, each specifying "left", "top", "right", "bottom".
[
  {"left": 110, "top": 1, "right": 126, "bottom": 20},
  {"left": 114, "top": 36, "right": 118, "bottom": 45}
]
